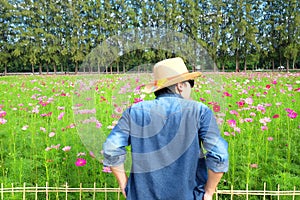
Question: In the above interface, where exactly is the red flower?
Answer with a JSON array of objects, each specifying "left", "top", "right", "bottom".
[
  {"left": 213, "top": 105, "right": 221, "bottom": 112},
  {"left": 272, "top": 114, "right": 279, "bottom": 118},
  {"left": 266, "top": 85, "right": 271, "bottom": 89}
]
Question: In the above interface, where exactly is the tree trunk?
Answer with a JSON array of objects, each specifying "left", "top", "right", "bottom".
[
  {"left": 4, "top": 63, "right": 7, "bottom": 76},
  {"left": 286, "top": 59, "right": 289, "bottom": 72},
  {"left": 235, "top": 49, "right": 240, "bottom": 72},
  {"left": 39, "top": 63, "right": 42, "bottom": 75},
  {"left": 244, "top": 57, "right": 247, "bottom": 73},
  {"left": 46, "top": 65, "right": 49, "bottom": 75},
  {"left": 272, "top": 59, "right": 275, "bottom": 71},
  {"left": 117, "top": 62, "right": 119, "bottom": 73},
  {"left": 222, "top": 63, "right": 225, "bottom": 72},
  {"left": 110, "top": 65, "right": 112, "bottom": 74},
  {"left": 105, "top": 66, "right": 108, "bottom": 74},
  {"left": 98, "top": 62, "right": 100, "bottom": 74},
  {"left": 31, "top": 63, "right": 35, "bottom": 74},
  {"left": 123, "top": 64, "right": 125, "bottom": 73},
  {"left": 53, "top": 63, "right": 57, "bottom": 74},
  {"left": 75, "top": 62, "right": 78, "bottom": 74}
]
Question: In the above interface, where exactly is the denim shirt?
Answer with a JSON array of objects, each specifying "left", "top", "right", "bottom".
[{"left": 103, "top": 93, "right": 229, "bottom": 200}]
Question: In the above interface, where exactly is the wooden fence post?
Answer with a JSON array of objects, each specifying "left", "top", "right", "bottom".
[{"left": 23, "top": 182, "right": 26, "bottom": 200}]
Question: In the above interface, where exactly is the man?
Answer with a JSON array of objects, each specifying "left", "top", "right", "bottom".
[{"left": 103, "top": 57, "right": 229, "bottom": 200}]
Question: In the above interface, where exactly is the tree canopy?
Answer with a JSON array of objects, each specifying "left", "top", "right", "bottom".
[{"left": 0, "top": 0, "right": 299, "bottom": 74}]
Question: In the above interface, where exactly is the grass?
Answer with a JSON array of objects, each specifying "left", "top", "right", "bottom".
[{"left": 0, "top": 72, "right": 299, "bottom": 199}]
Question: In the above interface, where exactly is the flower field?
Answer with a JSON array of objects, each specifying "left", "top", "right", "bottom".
[{"left": 0, "top": 72, "right": 299, "bottom": 200}]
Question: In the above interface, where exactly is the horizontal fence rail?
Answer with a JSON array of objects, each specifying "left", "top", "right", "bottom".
[{"left": 1, "top": 183, "right": 299, "bottom": 200}]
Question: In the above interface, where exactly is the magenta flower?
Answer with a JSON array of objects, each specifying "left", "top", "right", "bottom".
[
  {"left": 227, "top": 119, "right": 236, "bottom": 127},
  {"left": 272, "top": 114, "right": 279, "bottom": 118},
  {"left": 272, "top": 80, "right": 277, "bottom": 85},
  {"left": 285, "top": 108, "right": 298, "bottom": 119},
  {"left": 75, "top": 158, "right": 87, "bottom": 167},
  {"left": 223, "top": 92, "right": 232, "bottom": 97},
  {"left": 134, "top": 98, "right": 143, "bottom": 104},
  {"left": 288, "top": 111, "right": 298, "bottom": 119},
  {"left": 199, "top": 98, "right": 206, "bottom": 102},
  {"left": 236, "top": 101, "right": 245, "bottom": 108},
  {"left": 0, "top": 110, "right": 6, "bottom": 118}
]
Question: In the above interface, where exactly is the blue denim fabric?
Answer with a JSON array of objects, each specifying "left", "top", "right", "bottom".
[{"left": 103, "top": 93, "right": 229, "bottom": 200}]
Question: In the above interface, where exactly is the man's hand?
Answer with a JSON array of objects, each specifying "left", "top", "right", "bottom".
[
  {"left": 110, "top": 164, "right": 128, "bottom": 198},
  {"left": 203, "top": 192, "right": 213, "bottom": 200}
]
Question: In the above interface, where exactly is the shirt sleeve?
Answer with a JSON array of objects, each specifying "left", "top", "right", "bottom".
[
  {"left": 198, "top": 107, "right": 229, "bottom": 172},
  {"left": 103, "top": 109, "right": 130, "bottom": 167}
]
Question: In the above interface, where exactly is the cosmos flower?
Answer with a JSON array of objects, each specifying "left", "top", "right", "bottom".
[{"left": 75, "top": 158, "right": 87, "bottom": 167}]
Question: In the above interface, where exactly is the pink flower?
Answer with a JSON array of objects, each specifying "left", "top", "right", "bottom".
[
  {"left": 96, "top": 121, "right": 102, "bottom": 128},
  {"left": 250, "top": 164, "right": 258, "bottom": 168},
  {"left": 45, "top": 147, "right": 52, "bottom": 151},
  {"left": 114, "top": 107, "right": 123, "bottom": 114},
  {"left": 0, "top": 118, "right": 7, "bottom": 125},
  {"left": 229, "top": 110, "right": 239, "bottom": 116},
  {"left": 261, "top": 126, "right": 268, "bottom": 131},
  {"left": 102, "top": 166, "right": 112, "bottom": 173},
  {"left": 51, "top": 144, "right": 61, "bottom": 149},
  {"left": 48, "top": 132, "right": 55, "bottom": 137},
  {"left": 22, "top": 125, "right": 29, "bottom": 130},
  {"left": 234, "top": 127, "right": 241, "bottom": 133},
  {"left": 272, "top": 80, "right": 277, "bottom": 85},
  {"left": 250, "top": 112, "right": 256, "bottom": 117},
  {"left": 40, "top": 127, "right": 46, "bottom": 132},
  {"left": 259, "top": 117, "right": 271, "bottom": 125},
  {"left": 0, "top": 111, "right": 6, "bottom": 118},
  {"left": 224, "top": 132, "right": 230, "bottom": 136},
  {"left": 267, "top": 137, "right": 274, "bottom": 141},
  {"left": 244, "top": 98, "right": 253, "bottom": 105},
  {"left": 227, "top": 119, "right": 236, "bottom": 127},
  {"left": 89, "top": 151, "right": 96, "bottom": 158},
  {"left": 244, "top": 118, "right": 253, "bottom": 122},
  {"left": 62, "top": 146, "right": 71, "bottom": 152},
  {"left": 294, "top": 88, "right": 300, "bottom": 92},
  {"left": 75, "top": 158, "right": 87, "bottom": 167},
  {"left": 58, "top": 112, "right": 65, "bottom": 120}
]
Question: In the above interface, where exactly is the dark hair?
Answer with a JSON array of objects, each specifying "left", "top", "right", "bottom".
[{"left": 154, "top": 84, "right": 177, "bottom": 97}]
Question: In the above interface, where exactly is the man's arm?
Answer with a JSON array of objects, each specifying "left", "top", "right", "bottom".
[
  {"left": 203, "top": 169, "right": 224, "bottom": 200},
  {"left": 111, "top": 164, "right": 128, "bottom": 198}
]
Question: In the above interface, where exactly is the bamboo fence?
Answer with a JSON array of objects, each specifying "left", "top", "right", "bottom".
[{"left": 0, "top": 182, "right": 299, "bottom": 200}]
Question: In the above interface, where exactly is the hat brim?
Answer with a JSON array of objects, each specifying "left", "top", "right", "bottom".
[{"left": 142, "top": 72, "right": 201, "bottom": 94}]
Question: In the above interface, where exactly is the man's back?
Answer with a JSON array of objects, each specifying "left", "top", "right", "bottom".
[{"left": 124, "top": 93, "right": 209, "bottom": 199}]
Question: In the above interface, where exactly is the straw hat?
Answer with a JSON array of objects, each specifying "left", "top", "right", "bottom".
[{"left": 143, "top": 57, "right": 201, "bottom": 93}]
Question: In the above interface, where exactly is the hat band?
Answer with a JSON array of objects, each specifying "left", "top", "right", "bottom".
[{"left": 153, "top": 72, "right": 189, "bottom": 87}]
